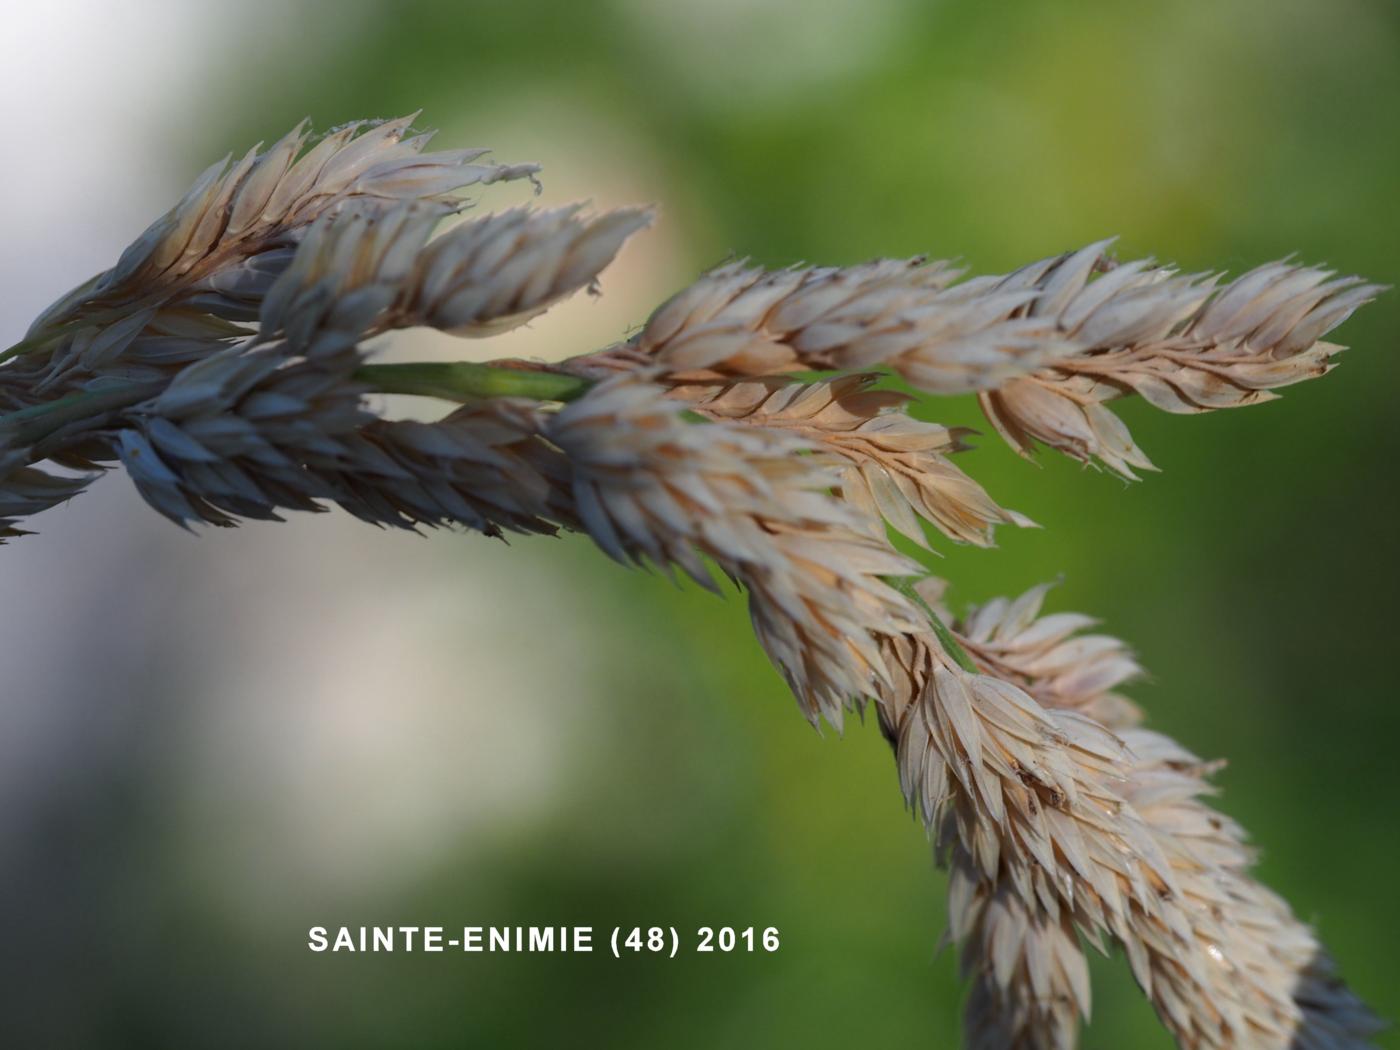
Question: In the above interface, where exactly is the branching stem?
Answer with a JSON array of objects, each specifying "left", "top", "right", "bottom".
[
  {"left": 351, "top": 361, "right": 591, "bottom": 403},
  {"left": 0, "top": 361, "right": 594, "bottom": 448},
  {"left": 890, "top": 576, "right": 979, "bottom": 673}
]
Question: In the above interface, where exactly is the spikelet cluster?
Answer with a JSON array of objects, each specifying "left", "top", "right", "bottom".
[
  {"left": 975, "top": 241, "right": 1383, "bottom": 476},
  {"left": 592, "top": 257, "right": 1066, "bottom": 393},
  {"left": 0, "top": 114, "right": 1382, "bottom": 1048},
  {"left": 546, "top": 375, "right": 924, "bottom": 728},
  {"left": 113, "top": 344, "right": 567, "bottom": 536},
  {"left": 670, "top": 374, "right": 1031, "bottom": 549},
  {"left": 943, "top": 584, "right": 1382, "bottom": 1048}
]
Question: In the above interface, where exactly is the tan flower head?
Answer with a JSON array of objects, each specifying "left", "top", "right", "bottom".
[
  {"left": 977, "top": 241, "right": 1385, "bottom": 477},
  {"left": 0, "top": 113, "right": 1383, "bottom": 1048},
  {"left": 672, "top": 374, "right": 1031, "bottom": 548},
  {"left": 631, "top": 258, "right": 1068, "bottom": 394},
  {"left": 547, "top": 375, "right": 924, "bottom": 728}
]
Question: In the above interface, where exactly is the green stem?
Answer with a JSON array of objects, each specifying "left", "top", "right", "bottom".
[
  {"left": 0, "top": 320, "right": 89, "bottom": 365},
  {"left": 0, "top": 362, "right": 594, "bottom": 447},
  {"left": 5, "top": 364, "right": 978, "bottom": 679},
  {"left": 352, "top": 362, "right": 591, "bottom": 403},
  {"left": 890, "top": 576, "right": 979, "bottom": 673},
  {"left": 0, "top": 381, "right": 164, "bottom": 445}
]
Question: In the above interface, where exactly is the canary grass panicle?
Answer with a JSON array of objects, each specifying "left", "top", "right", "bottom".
[
  {"left": 113, "top": 343, "right": 566, "bottom": 536},
  {"left": 11, "top": 115, "right": 541, "bottom": 400},
  {"left": 0, "top": 113, "right": 1384, "bottom": 1048},
  {"left": 258, "top": 202, "right": 651, "bottom": 359},
  {"left": 627, "top": 258, "right": 1068, "bottom": 394},
  {"left": 953, "top": 580, "right": 1147, "bottom": 729},
  {"left": 976, "top": 241, "right": 1385, "bottom": 477},
  {"left": 393, "top": 204, "right": 652, "bottom": 337},
  {"left": 545, "top": 375, "right": 924, "bottom": 728},
  {"left": 937, "top": 583, "right": 1380, "bottom": 1048},
  {"left": 28, "top": 114, "right": 539, "bottom": 336},
  {"left": 670, "top": 374, "right": 1031, "bottom": 548},
  {"left": 953, "top": 843, "right": 1087, "bottom": 1050},
  {"left": 0, "top": 451, "right": 97, "bottom": 542},
  {"left": 879, "top": 630, "right": 1305, "bottom": 1050},
  {"left": 1118, "top": 729, "right": 1382, "bottom": 1049}
]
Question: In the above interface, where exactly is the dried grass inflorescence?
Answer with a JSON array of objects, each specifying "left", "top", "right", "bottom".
[{"left": 0, "top": 115, "right": 1383, "bottom": 1047}]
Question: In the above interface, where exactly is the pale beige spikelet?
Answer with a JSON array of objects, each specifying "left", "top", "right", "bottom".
[
  {"left": 8, "top": 116, "right": 542, "bottom": 405},
  {"left": 954, "top": 579, "right": 1146, "bottom": 729},
  {"left": 977, "top": 241, "right": 1384, "bottom": 476},
  {"left": 395, "top": 204, "right": 652, "bottom": 336},
  {"left": 876, "top": 620, "right": 1288, "bottom": 1050},
  {"left": 878, "top": 628, "right": 1197, "bottom": 957},
  {"left": 29, "top": 114, "right": 540, "bottom": 336},
  {"left": 670, "top": 374, "right": 1032, "bottom": 548},
  {"left": 939, "top": 583, "right": 1380, "bottom": 1048},
  {"left": 623, "top": 258, "right": 1066, "bottom": 394},
  {"left": 545, "top": 374, "right": 925, "bottom": 728},
  {"left": 952, "top": 841, "right": 1087, "bottom": 1050},
  {"left": 1118, "top": 729, "right": 1382, "bottom": 1048},
  {"left": 112, "top": 342, "right": 567, "bottom": 536},
  {"left": 256, "top": 201, "right": 455, "bottom": 359},
  {"left": 0, "top": 112, "right": 1385, "bottom": 1049},
  {"left": 257, "top": 202, "right": 651, "bottom": 358}
]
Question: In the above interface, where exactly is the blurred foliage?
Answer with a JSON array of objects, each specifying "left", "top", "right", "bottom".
[{"left": 35, "top": 0, "right": 1400, "bottom": 1045}]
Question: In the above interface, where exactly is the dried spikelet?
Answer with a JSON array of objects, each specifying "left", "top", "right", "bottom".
[
  {"left": 336, "top": 399, "right": 570, "bottom": 536},
  {"left": 0, "top": 451, "right": 97, "bottom": 544},
  {"left": 29, "top": 114, "right": 540, "bottom": 336},
  {"left": 111, "top": 343, "right": 565, "bottom": 536},
  {"left": 977, "top": 241, "right": 1385, "bottom": 476},
  {"left": 877, "top": 629, "right": 1207, "bottom": 998},
  {"left": 545, "top": 375, "right": 925, "bottom": 728},
  {"left": 952, "top": 843, "right": 1086, "bottom": 1050},
  {"left": 621, "top": 258, "right": 1067, "bottom": 394},
  {"left": 0, "top": 112, "right": 1385, "bottom": 1048},
  {"left": 256, "top": 201, "right": 455, "bottom": 360},
  {"left": 258, "top": 202, "right": 651, "bottom": 359},
  {"left": 113, "top": 344, "right": 373, "bottom": 526},
  {"left": 877, "top": 620, "right": 1277, "bottom": 1048},
  {"left": 11, "top": 116, "right": 541, "bottom": 401},
  {"left": 938, "top": 583, "right": 1380, "bottom": 1048},
  {"left": 953, "top": 580, "right": 1146, "bottom": 729},
  {"left": 394, "top": 204, "right": 652, "bottom": 336},
  {"left": 670, "top": 374, "right": 1031, "bottom": 548},
  {"left": 1117, "top": 729, "right": 1382, "bottom": 1048}
]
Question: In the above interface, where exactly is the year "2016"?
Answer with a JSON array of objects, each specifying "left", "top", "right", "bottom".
[{"left": 610, "top": 926, "right": 780, "bottom": 958}]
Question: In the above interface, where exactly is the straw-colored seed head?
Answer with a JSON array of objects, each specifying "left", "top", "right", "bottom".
[
  {"left": 954, "top": 580, "right": 1145, "bottom": 729},
  {"left": 978, "top": 242, "right": 1385, "bottom": 477},
  {"left": 29, "top": 114, "right": 539, "bottom": 336},
  {"left": 546, "top": 375, "right": 924, "bottom": 728},
  {"left": 399, "top": 205, "right": 652, "bottom": 336},
  {"left": 10, "top": 116, "right": 542, "bottom": 406},
  {"left": 933, "top": 582, "right": 1382, "bottom": 1048},
  {"left": 113, "top": 343, "right": 567, "bottom": 536},
  {"left": 257, "top": 201, "right": 453, "bottom": 359},
  {"left": 632, "top": 259, "right": 1069, "bottom": 394},
  {"left": 671, "top": 374, "right": 1032, "bottom": 548},
  {"left": 0, "top": 112, "right": 1383, "bottom": 1050},
  {"left": 255, "top": 202, "right": 651, "bottom": 360}
]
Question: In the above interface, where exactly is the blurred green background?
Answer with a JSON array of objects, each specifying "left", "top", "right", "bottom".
[{"left": 6, "top": 0, "right": 1399, "bottom": 1046}]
